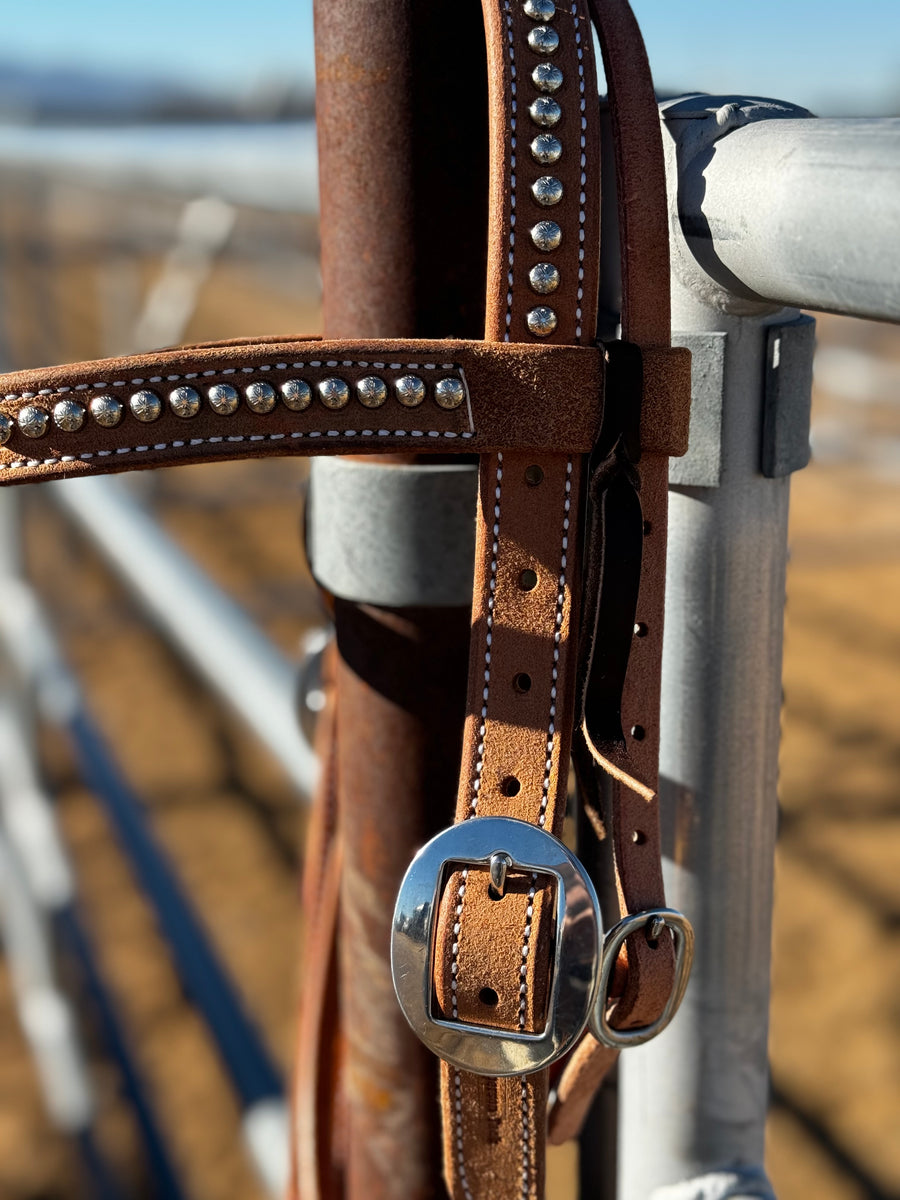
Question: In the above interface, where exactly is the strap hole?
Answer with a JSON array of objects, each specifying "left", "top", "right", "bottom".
[
  {"left": 479, "top": 987, "right": 500, "bottom": 1007},
  {"left": 500, "top": 776, "right": 521, "bottom": 797},
  {"left": 633, "top": 622, "right": 648, "bottom": 638},
  {"left": 630, "top": 725, "right": 646, "bottom": 741},
  {"left": 524, "top": 464, "right": 544, "bottom": 486},
  {"left": 643, "top": 520, "right": 652, "bottom": 536},
  {"left": 519, "top": 569, "right": 538, "bottom": 591},
  {"left": 631, "top": 830, "right": 647, "bottom": 845},
  {"left": 513, "top": 672, "right": 532, "bottom": 693}
]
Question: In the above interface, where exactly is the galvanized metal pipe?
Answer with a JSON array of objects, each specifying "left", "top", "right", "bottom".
[
  {"left": 313, "top": 2, "right": 487, "bottom": 1196},
  {"left": 614, "top": 98, "right": 814, "bottom": 1200},
  {"left": 668, "top": 98, "right": 900, "bottom": 322}
]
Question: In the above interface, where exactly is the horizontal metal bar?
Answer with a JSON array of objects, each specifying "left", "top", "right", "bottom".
[
  {"left": 50, "top": 476, "right": 317, "bottom": 801},
  {"left": 664, "top": 99, "right": 900, "bottom": 322}
]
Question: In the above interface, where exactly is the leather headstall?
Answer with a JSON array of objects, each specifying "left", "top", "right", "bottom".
[{"left": 0, "top": 2, "right": 693, "bottom": 1198}]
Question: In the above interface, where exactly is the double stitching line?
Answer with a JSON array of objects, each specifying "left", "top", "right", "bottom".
[
  {"left": 570, "top": 3, "right": 588, "bottom": 343},
  {"left": 502, "top": 0, "right": 518, "bottom": 344}
]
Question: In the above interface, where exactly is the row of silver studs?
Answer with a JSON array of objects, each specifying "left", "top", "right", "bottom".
[
  {"left": 0, "top": 375, "right": 466, "bottom": 443},
  {"left": 524, "top": 0, "right": 563, "bottom": 338}
]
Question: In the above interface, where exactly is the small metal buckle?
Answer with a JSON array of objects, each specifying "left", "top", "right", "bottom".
[
  {"left": 391, "top": 817, "right": 601, "bottom": 1077},
  {"left": 589, "top": 908, "right": 694, "bottom": 1048}
]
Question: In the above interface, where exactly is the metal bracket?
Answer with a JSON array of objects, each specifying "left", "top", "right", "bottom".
[
  {"left": 307, "top": 458, "right": 477, "bottom": 607},
  {"left": 670, "top": 315, "right": 814, "bottom": 488}
]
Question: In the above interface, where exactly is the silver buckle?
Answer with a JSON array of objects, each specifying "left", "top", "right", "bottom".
[
  {"left": 391, "top": 817, "right": 601, "bottom": 1077},
  {"left": 590, "top": 908, "right": 695, "bottom": 1048}
]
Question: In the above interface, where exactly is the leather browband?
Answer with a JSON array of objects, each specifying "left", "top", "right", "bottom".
[{"left": 0, "top": 339, "right": 688, "bottom": 483}]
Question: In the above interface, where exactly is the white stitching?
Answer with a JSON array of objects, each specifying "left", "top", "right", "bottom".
[
  {"left": 468, "top": 452, "right": 503, "bottom": 817},
  {"left": 502, "top": 0, "right": 518, "bottom": 343},
  {"left": 571, "top": 3, "right": 587, "bottom": 343},
  {"left": 453, "top": 1069, "right": 475, "bottom": 1200},
  {"left": 539, "top": 458, "right": 572, "bottom": 826},
  {"left": 450, "top": 874, "right": 467, "bottom": 1021},
  {"left": 519, "top": 876, "right": 537, "bottom": 1200},
  {"left": 0, "top": 361, "right": 464, "bottom": 402},
  {"left": 0, "top": 429, "right": 476, "bottom": 471}
]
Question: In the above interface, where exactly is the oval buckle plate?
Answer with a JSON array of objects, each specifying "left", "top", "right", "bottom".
[{"left": 391, "top": 816, "right": 602, "bottom": 1077}]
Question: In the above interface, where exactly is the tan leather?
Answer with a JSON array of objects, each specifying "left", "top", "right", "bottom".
[
  {"left": 430, "top": 1, "right": 603, "bottom": 1196},
  {"left": 431, "top": 0, "right": 687, "bottom": 1189}
]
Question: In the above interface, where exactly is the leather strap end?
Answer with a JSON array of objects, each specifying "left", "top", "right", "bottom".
[{"left": 641, "top": 346, "right": 691, "bottom": 457}]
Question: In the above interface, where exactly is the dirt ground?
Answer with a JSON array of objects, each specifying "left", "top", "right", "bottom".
[{"left": 0, "top": 180, "right": 897, "bottom": 1198}]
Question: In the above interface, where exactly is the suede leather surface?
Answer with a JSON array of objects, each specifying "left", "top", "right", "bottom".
[{"left": 0, "top": 340, "right": 609, "bottom": 485}]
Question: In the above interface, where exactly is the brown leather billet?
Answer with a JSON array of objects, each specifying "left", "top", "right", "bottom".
[{"left": 430, "top": 0, "right": 605, "bottom": 1194}]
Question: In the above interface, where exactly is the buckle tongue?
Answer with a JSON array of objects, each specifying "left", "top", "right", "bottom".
[{"left": 391, "top": 817, "right": 602, "bottom": 1077}]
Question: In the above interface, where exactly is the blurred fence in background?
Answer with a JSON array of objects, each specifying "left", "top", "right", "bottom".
[{"left": 0, "top": 120, "right": 897, "bottom": 1200}]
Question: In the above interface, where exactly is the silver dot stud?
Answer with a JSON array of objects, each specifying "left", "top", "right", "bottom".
[
  {"left": 531, "top": 134, "right": 562, "bottom": 165},
  {"left": 90, "top": 395, "right": 123, "bottom": 428},
  {"left": 530, "top": 220, "right": 562, "bottom": 251},
  {"left": 0, "top": 413, "right": 12, "bottom": 446},
  {"left": 318, "top": 378, "right": 350, "bottom": 410},
  {"left": 527, "top": 306, "right": 558, "bottom": 337},
  {"left": 130, "top": 390, "right": 162, "bottom": 423},
  {"left": 53, "top": 399, "right": 86, "bottom": 432},
  {"left": 524, "top": 0, "right": 555, "bottom": 19},
  {"left": 532, "top": 63, "right": 563, "bottom": 93},
  {"left": 356, "top": 376, "right": 388, "bottom": 408},
  {"left": 246, "top": 381, "right": 277, "bottom": 414},
  {"left": 281, "top": 379, "right": 312, "bottom": 411},
  {"left": 529, "top": 96, "right": 562, "bottom": 128},
  {"left": 529, "top": 263, "right": 560, "bottom": 294},
  {"left": 528, "top": 25, "right": 559, "bottom": 53},
  {"left": 17, "top": 406, "right": 49, "bottom": 439},
  {"left": 208, "top": 383, "right": 240, "bottom": 415},
  {"left": 169, "top": 386, "right": 201, "bottom": 419},
  {"left": 395, "top": 375, "right": 426, "bottom": 408},
  {"left": 435, "top": 378, "right": 466, "bottom": 410},
  {"left": 532, "top": 176, "right": 563, "bottom": 206}
]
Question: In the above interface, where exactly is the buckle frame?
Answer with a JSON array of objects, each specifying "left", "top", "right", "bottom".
[
  {"left": 391, "top": 816, "right": 601, "bottom": 1077},
  {"left": 589, "top": 908, "right": 694, "bottom": 1048}
]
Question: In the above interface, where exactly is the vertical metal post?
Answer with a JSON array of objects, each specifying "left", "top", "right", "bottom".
[
  {"left": 615, "top": 97, "right": 820, "bottom": 1199},
  {"left": 311, "top": 2, "right": 487, "bottom": 1197}
]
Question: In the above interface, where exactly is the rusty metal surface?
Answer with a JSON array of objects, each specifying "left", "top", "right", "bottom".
[{"left": 312, "top": 1, "right": 487, "bottom": 1195}]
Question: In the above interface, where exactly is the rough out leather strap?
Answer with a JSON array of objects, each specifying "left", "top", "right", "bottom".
[
  {"left": 431, "top": 0, "right": 688, "bottom": 1192},
  {"left": 432, "top": 2, "right": 601, "bottom": 1198}
]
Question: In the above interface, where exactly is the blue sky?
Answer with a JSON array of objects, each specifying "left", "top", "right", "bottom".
[{"left": 3, "top": 0, "right": 898, "bottom": 115}]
